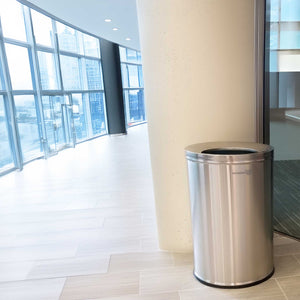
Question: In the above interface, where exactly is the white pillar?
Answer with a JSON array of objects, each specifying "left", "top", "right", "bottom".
[{"left": 137, "top": 0, "right": 257, "bottom": 252}]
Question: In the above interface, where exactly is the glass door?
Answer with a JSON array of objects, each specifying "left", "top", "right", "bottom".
[
  {"left": 265, "top": 0, "right": 300, "bottom": 239},
  {"left": 14, "top": 95, "right": 43, "bottom": 162},
  {"left": 42, "top": 94, "right": 75, "bottom": 155}
]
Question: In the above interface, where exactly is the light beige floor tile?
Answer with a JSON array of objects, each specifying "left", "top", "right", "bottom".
[
  {"left": 276, "top": 276, "right": 300, "bottom": 299},
  {"left": 64, "top": 199, "right": 99, "bottom": 210},
  {"left": 76, "top": 237, "right": 141, "bottom": 256},
  {"left": 172, "top": 253, "right": 194, "bottom": 266},
  {"left": 10, "top": 228, "right": 101, "bottom": 248},
  {"left": 0, "top": 278, "right": 65, "bottom": 300},
  {"left": 142, "top": 215, "right": 157, "bottom": 226},
  {"left": 60, "top": 271, "right": 139, "bottom": 300},
  {"left": 274, "top": 234, "right": 299, "bottom": 246},
  {"left": 73, "top": 223, "right": 156, "bottom": 243},
  {"left": 27, "top": 254, "right": 110, "bottom": 279},
  {"left": 179, "top": 278, "right": 284, "bottom": 299},
  {"left": 0, "top": 217, "right": 104, "bottom": 235},
  {"left": 0, "top": 261, "right": 33, "bottom": 282},
  {"left": 274, "top": 240, "right": 300, "bottom": 256},
  {"left": 1, "top": 230, "right": 87, "bottom": 249},
  {"left": 97, "top": 199, "right": 151, "bottom": 211},
  {"left": 109, "top": 252, "right": 174, "bottom": 272},
  {"left": 140, "top": 238, "right": 160, "bottom": 252},
  {"left": 0, "top": 235, "right": 15, "bottom": 248},
  {"left": 104, "top": 215, "right": 143, "bottom": 228},
  {"left": 0, "top": 208, "right": 105, "bottom": 225},
  {"left": 98, "top": 292, "right": 179, "bottom": 300},
  {"left": 105, "top": 224, "right": 157, "bottom": 239},
  {"left": 140, "top": 265, "right": 200, "bottom": 295},
  {"left": 273, "top": 255, "right": 300, "bottom": 278},
  {"left": 0, "top": 243, "right": 77, "bottom": 262},
  {"left": 274, "top": 232, "right": 281, "bottom": 239}
]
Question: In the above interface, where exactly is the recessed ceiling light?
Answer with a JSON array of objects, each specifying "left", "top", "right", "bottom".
[
  {"left": 125, "top": 38, "right": 131, "bottom": 41},
  {"left": 104, "top": 19, "right": 112, "bottom": 22},
  {"left": 112, "top": 28, "right": 118, "bottom": 31}
]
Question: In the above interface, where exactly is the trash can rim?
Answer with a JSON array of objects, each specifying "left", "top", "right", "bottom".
[{"left": 185, "top": 142, "right": 273, "bottom": 162}]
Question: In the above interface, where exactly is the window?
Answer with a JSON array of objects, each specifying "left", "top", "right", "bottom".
[
  {"left": 89, "top": 92, "right": 106, "bottom": 135},
  {"left": 137, "top": 51, "right": 142, "bottom": 63},
  {"left": 57, "top": 23, "right": 81, "bottom": 54},
  {"left": 119, "top": 46, "right": 146, "bottom": 127},
  {"left": 121, "top": 64, "right": 140, "bottom": 88},
  {"left": 126, "top": 49, "right": 137, "bottom": 62},
  {"left": 0, "top": 96, "right": 13, "bottom": 170},
  {"left": 57, "top": 23, "right": 106, "bottom": 139},
  {"left": 41, "top": 96, "right": 56, "bottom": 152},
  {"left": 123, "top": 90, "right": 146, "bottom": 125},
  {"left": 72, "top": 93, "right": 88, "bottom": 141},
  {"left": 281, "top": 0, "right": 300, "bottom": 21},
  {"left": 0, "top": 0, "right": 106, "bottom": 175},
  {"left": 14, "top": 95, "right": 42, "bottom": 162},
  {"left": 269, "top": 23, "right": 279, "bottom": 50},
  {"left": 279, "top": 23, "right": 300, "bottom": 49},
  {"left": 60, "top": 55, "right": 81, "bottom": 90},
  {"left": 31, "top": 10, "right": 54, "bottom": 48},
  {"left": 38, "top": 51, "right": 59, "bottom": 90},
  {"left": 0, "top": 0, "right": 27, "bottom": 41},
  {"left": 0, "top": 58, "right": 5, "bottom": 91},
  {"left": 5, "top": 44, "right": 33, "bottom": 90},
  {"left": 119, "top": 47, "right": 127, "bottom": 62},
  {"left": 270, "top": 0, "right": 280, "bottom": 22},
  {"left": 83, "top": 34, "right": 100, "bottom": 58},
  {"left": 119, "top": 46, "right": 140, "bottom": 64},
  {"left": 128, "top": 65, "right": 139, "bottom": 87},
  {"left": 121, "top": 64, "right": 129, "bottom": 88},
  {"left": 85, "top": 59, "right": 103, "bottom": 90},
  {"left": 138, "top": 65, "right": 144, "bottom": 87}
]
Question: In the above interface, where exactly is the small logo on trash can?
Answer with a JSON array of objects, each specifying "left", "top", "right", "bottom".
[{"left": 232, "top": 169, "right": 252, "bottom": 175}]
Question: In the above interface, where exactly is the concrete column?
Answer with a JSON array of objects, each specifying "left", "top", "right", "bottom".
[{"left": 136, "top": 0, "right": 258, "bottom": 252}]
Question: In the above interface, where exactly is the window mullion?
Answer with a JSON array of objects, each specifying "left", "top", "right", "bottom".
[
  {"left": 24, "top": 6, "right": 49, "bottom": 158},
  {"left": 53, "top": 20, "right": 64, "bottom": 92}
]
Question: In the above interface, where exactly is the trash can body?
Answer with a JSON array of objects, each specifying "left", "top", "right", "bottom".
[{"left": 185, "top": 142, "right": 274, "bottom": 288}]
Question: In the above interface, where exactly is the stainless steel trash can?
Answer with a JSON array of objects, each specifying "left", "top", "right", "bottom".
[{"left": 185, "top": 142, "right": 274, "bottom": 288}]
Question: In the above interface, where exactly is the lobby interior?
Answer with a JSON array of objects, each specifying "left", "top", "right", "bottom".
[{"left": 0, "top": 0, "right": 300, "bottom": 299}]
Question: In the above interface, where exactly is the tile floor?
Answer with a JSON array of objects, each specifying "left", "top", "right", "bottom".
[{"left": 0, "top": 124, "right": 299, "bottom": 299}]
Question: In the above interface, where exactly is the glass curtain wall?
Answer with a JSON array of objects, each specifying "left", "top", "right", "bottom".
[
  {"left": 119, "top": 46, "right": 146, "bottom": 127},
  {"left": 0, "top": 0, "right": 43, "bottom": 167},
  {"left": 56, "top": 23, "right": 106, "bottom": 143},
  {"left": 266, "top": 0, "right": 300, "bottom": 239},
  {"left": 0, "top": 0, "right": 106, "bottom": 175}
]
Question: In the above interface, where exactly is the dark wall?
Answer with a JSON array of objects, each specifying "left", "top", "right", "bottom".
[{"left": 100, "top": 39, "right": 126, "bottom": 134}]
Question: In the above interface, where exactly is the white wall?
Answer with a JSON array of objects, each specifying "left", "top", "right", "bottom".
[{"left": 137, "top": 0, "right": 257, "bottom": 252}]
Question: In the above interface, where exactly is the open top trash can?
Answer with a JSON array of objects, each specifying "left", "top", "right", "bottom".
[{"left": 185, "top": 142, "right": 274, "bottom": 288}]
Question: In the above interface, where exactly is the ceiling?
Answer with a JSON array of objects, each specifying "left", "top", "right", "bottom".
[{"left": 25, "top": 0, "right": 140, "bottom": 50}]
